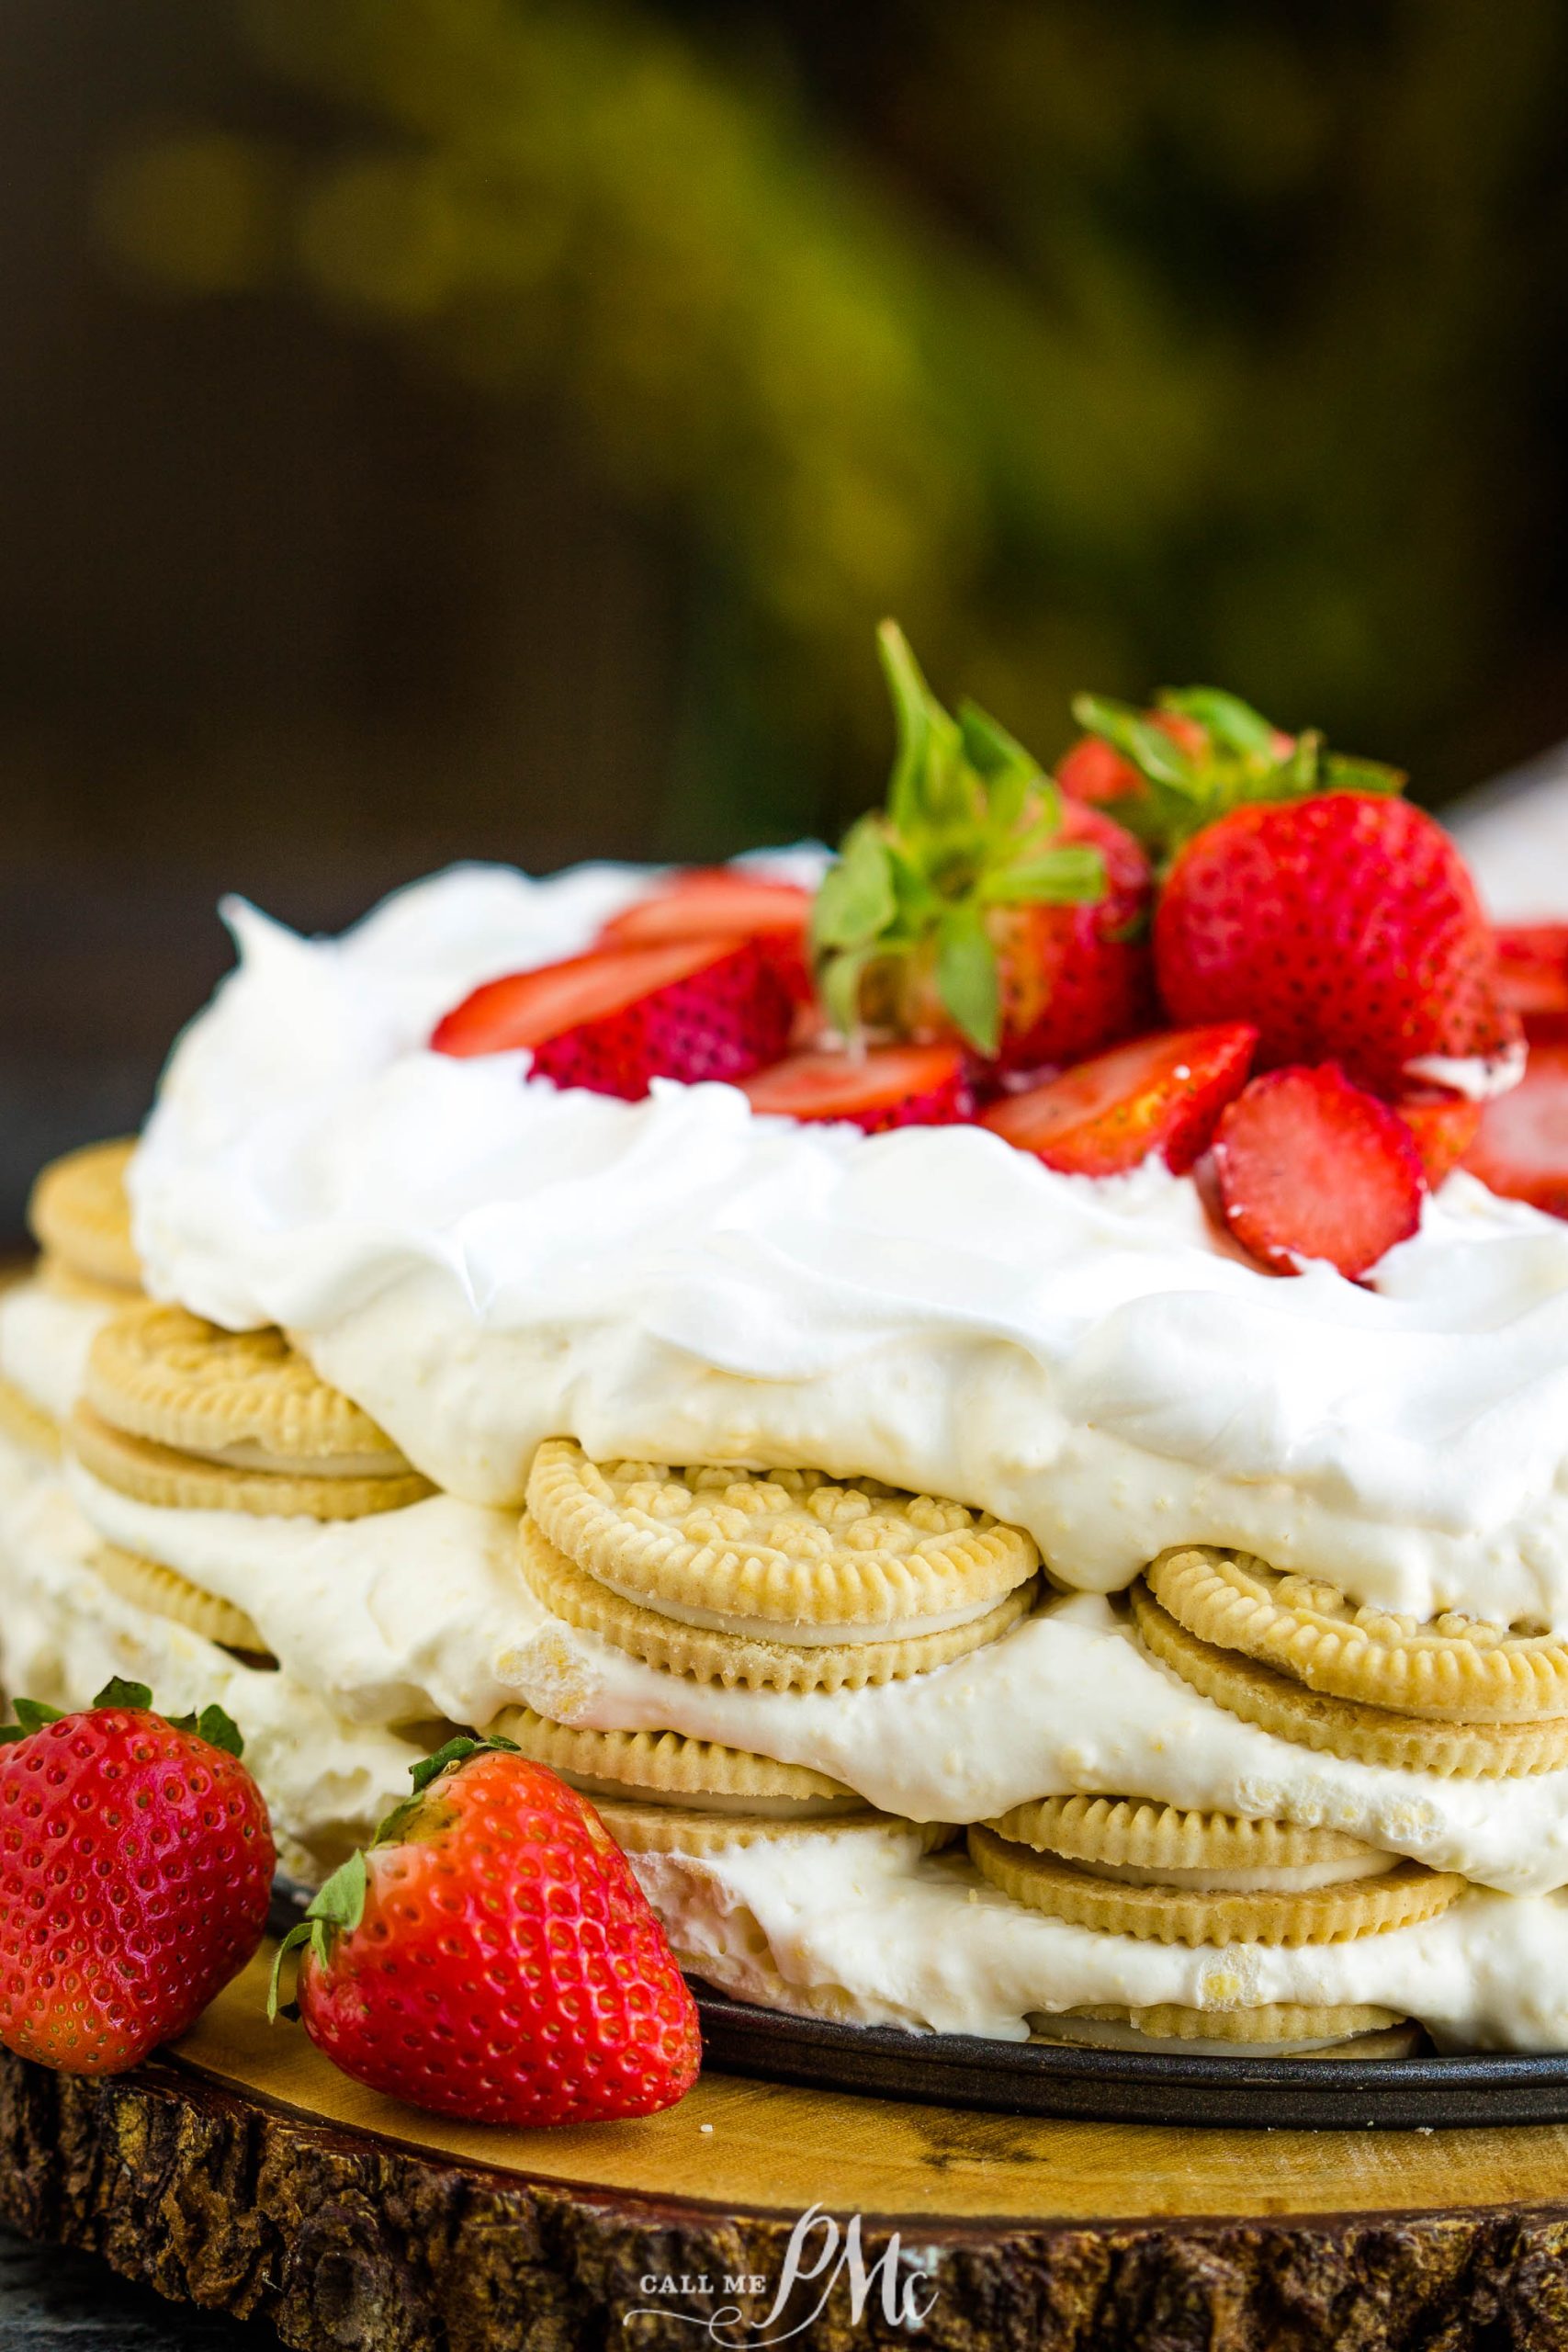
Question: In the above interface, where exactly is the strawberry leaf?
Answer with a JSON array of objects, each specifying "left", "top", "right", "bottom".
[
  {"left": 957, "top": 700, "right": 1045, "bottom": 833},
  {"left": 1157, "top": 685, "right": 1276, "bottom": 759},
  {"left": 1068, "top": 684, "right": 1404, "bottom": 863},
  {"left": 268, "top": 1849, "right": 367, "bottom": 2022},
  {"left": 936, "top": 905, "right": 999, "bottom": 1055},
  {"left": 812, "top": 819, "right": 896, "bottom": 952},
  {"left": 1071, "top": 695, "right": 1199, "bottom": 792},
  {"left": 818, "top": 945, "right": 876, "bottom": 1043},
  {"left": 1325, "top": 753, "right": 1405, "bottom": 794},
  {"left": 91, "top": 1679, "right": 152, "bottom": 1713},
  {"left": 812, "top": 623, "right": 1108, "bottom": 1053},
  {"left": 980, "top": 845, "right": 1106, "bottom": 905},
  {"left": 196, "top": 1703, "right": 244, "bottom": 1758}
]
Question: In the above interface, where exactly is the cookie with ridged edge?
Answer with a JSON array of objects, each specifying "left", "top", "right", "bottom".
[
  {"left": 0, "top": 1373, "right": 59, "bottom": 1460},
  {"left": 86, "top": 1303, "right": 411, "bottom": 1473},
  {"left": 967, "top": 1823, "right": 1462, "bottom": 1948},
  {"left": 69, "top": 1404, "right": 434, "bottom": 1520},
  {"left": 592, "top": 1797, "right": 953, "bottom": 1857},
  {"left": 92, "top": 1543, "right": 271, "bottom": 1657},
  {"left": 486, "top": 1704, "right": 860, "bottom": 1813},
  {"left": 518, "top": 1514, "right": 1038, "bottom": 1691},
  {"left": 527, "top": 1440, "right": 1038, "bottom": 1630},
  {"left": 1132, "top": 1581, "right": 1568, "bottom": 1778},
  {"left": 1030, "top": 2005, "right": 1417, "bottom": 2054},
  {"left": 1148, "top": 1544, "right": 1568, "bottom": 1724},
  {"left": 987, "top": 1793, "right": 1383, "bottom": 1877},
  {"left": 28, "top": 1139, "right": 141, "bottom": 1291},
  {"left": 36, "top": 1254, "right": 139, "bottom": 1309}
]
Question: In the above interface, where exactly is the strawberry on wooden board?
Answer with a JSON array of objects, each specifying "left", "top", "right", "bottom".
[
  {"left": 812, "top": 623, "right": 1152, "bottom": 1072},
  {"left": 271, "top": 1734, "right": 700, "bottom": 2129},
  {"left": 431, "top": 934, "right": 795, "bottom": 1098},
  {"left": 741, "top": 1041, "right": 970, "bottom": 1132},
  {"left": 1463, "top": 1042, "right": 1568, "bottom": 1219},
  {"left": 1154, "top": 795, "right": 1522, "bottom": 1098},
  {"left": 0, "top": 1679, "right": 273, "bottom": 2075},
  {"left": 980, "top": 1024, "right": 1257, "bottom": 1177},
  {"left": 1213, "top": 1065, "right": 1427, "bottom": 1278},
  {"left": 1495, "top": 924, "right": 1568, "bottom": 1043},
  {"left": 597, "top": 869, "right": 814, "bottom": 1002},
  {"left": 1395, "top": 1091, "right": 1484, "bottom": 1190}
]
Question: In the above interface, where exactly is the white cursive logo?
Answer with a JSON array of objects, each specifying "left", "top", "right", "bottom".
[{"left": 626, "top": 2204, "right": 938, "bottom": 2344}]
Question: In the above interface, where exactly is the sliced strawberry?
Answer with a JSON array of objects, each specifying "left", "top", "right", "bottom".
[
  {"left": 431, "top": 936, "right": 795, "bottom": 1099},
  {"left": 740, "top": 1043, "right": 969, "bottom": 1133},
  {"left": 980, "top": 1024, "right": 1257, "bottom": 1177},
  {"left": 598, "top": 870, "right": 814, "bottom": 1003},
  {"left": 1155, "top": 794, "right": 1520, "bottom": 1096},
  {"left": 1394, "top": 1091, "right": 1483, "bottom": 1190},
  {"left": 1213, "top": 1065, "right": 1426, "bottom": 1277},
  {"left": 1462, "top": 1042, "right": 1568, "bottom": 1218},
  {"left": 1495, "top": 923, "right": 1568, "bottom": 1043}
]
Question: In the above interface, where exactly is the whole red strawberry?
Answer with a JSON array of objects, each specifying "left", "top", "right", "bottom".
[
  {"left": 1154, "top": 795, "right": 1521, "bottom": 1096},
  {"left": 0, "top": 1680, "right": 274, "bottom": 2074},
  {"left": 272, "top": 1735, "right": 700, "bottom": 2128},
  {"left": 811, "top": 623, "right": 1151, "bottom": 1071}
]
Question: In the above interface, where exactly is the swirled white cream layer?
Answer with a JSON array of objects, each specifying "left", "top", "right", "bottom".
[
  {"left": 0, "top": 1277, "right": 117, "bottom": 1422},
  {"left": 0, "top": 1451, "right": 422, "bottom": 1875},
  {"left": 128, "top": 863, "right": 1568, "bottom": 1630},
  {"left": 632, "top": 1827, "right": 1568, "bottom": 2050},
  {"left": 60, "top": 1466, "right": 1568, "bottom": 1896}
]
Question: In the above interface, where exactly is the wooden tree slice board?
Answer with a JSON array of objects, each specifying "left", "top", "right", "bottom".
[{"left": 6, "top": 1949, "right": 1568, "bottom": 2347}]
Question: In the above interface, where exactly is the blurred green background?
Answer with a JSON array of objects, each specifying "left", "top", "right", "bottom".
[{"left": 4, "top": 0, "right": 1568, "bottom": 1230}]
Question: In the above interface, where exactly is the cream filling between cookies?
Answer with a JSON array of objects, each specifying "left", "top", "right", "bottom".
[
  {"left": 186, "top": 1440, "right": 414, "bottom": 1478},
  {"left": 1066, "top": 1852, "right": 1399, "bottom": 1894},
  {"left": 0, "top": 1277, "right": 117, "bottom": 1423},
  {"left": 552, "top": 1768, "right": 862, "bottom": 1818},
  {"left": 0, "top": 1471, "right": 423, "bottom": 1875},
  {"left": 54, "top": 1467, "right": 1568, "bottom": 1896},
  {"left": 591, "top": 1569, "right": 1007, "bottom": 1645},
  {"left": 630, "top": 1829, "right": 1568, "bottom": 2050}
]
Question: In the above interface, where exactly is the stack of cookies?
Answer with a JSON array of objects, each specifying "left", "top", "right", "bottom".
[
  {"left": 1134, "top": 1547, "right": 1568, "bottom": 1778},
  {"left": 969, "top": 1794, "right": 1461, "bottom": 2055},
  {"left": 0, "top": 1140, "right": 142, "bottom": 1463},
  {"left": 66, "top": 1302, "right": 433, "bottom": 1665},
  {"left": 500, "top": 1440, "right": 1040, "bottom": 1859}
]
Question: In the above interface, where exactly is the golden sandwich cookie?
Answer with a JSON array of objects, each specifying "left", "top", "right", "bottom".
[
  {"left": 1029, "top": 2004, "right": 1422, "bottom": 2057},
  {"left": 1148, "top": 1544, "right": 1568, "bottom": 1724},
  {"left": 28, "top": 1139, "right": 141, "bottom": 1294},
  {"left": 91, "top": 1542, "right": 272, "bottom": 1658},
  {"left": 527, "top": 1441, "right": 1039, "bottom": 1631},
  {"left": 967, "top": 1822, "right": 1463, "bottom": 1947},
  {"left": 86, "top": 1303, "right": 414, "bottom": 1476},
  {"left": 517, "top": 1512, "right": 1037, "bottom": 1691},
  {"left": 487, "top": 1703, "right": 863, "bottom": 1818},
  {"left": 1131, "top": 1581, "right": 1568, "bottom": 1777},
  {"left": 69, "top": 1406, "right": 432, "bottom": 1521}
]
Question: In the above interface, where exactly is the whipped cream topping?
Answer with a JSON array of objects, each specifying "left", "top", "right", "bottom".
[
  {"left": 66, "top": 1465, "right": 546, "bottom": 1732},
  {"left": 633, "top": 1828, "right": 1568, "bottom": 2050},
  {"left": 128, "top": 862, "right": 1568, "bottom": 1630},
  {"left": 0, "top": 1278, "right": 116, "bottom": 1423}
]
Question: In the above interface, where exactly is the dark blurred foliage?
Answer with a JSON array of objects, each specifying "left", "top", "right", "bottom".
[{"left": 3, "top": 0, "right": 1568, "bottom": 1229}]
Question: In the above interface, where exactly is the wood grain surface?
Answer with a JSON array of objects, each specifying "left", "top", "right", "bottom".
[{"left": 5, "top": 1947, "right": 1568, "bottom": 2347}]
